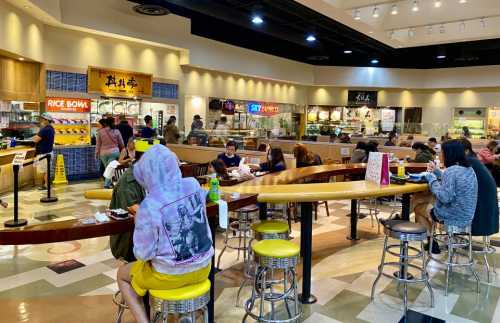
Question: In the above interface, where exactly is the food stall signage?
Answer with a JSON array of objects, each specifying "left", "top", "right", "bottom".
[
  {"left": 87, "top": 67, "right": 152, "bottom": 98},
  {"left": 46, "top": 98, "right": 91, "bottom": 113},
  {"left": 247, "top": 102, "right": 279, "bottom": 116},
  {"left": 348, "top": 90, "right": 378, "bottom": 107}
]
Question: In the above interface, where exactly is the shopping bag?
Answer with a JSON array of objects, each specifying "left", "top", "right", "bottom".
[{"left": 365, "top": 152, "right": 390, "bottom": 186}]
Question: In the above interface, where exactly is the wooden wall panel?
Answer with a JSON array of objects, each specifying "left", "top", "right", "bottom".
[{"left": 0, "top": 55, "right": 42, "bottom": 102}]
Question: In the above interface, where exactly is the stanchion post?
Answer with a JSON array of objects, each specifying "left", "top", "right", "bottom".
[
  {"left": 4, "top": 164, "right": 27, "bottom": 227},
  {"left": 40, "top": 154, "right": 58, "bottom": 203}
]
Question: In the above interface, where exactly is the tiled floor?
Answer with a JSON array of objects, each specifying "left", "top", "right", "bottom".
[{"left": 0, "top": 182, "right": 499, "bottom": 322}]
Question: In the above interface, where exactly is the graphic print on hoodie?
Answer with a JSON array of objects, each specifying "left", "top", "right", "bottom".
[{"left": 133, "top": 144, "right": 214, "bottom": 275}]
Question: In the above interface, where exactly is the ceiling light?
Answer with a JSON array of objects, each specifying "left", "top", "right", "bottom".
[
  {"left": 459, "top": 0, "right": 467, "bottom": 3},
  {"left": 437, "top": 55, "right": 446, "bottom": 59},
  {"left": 306, "top": 34, "right": 316, "bottom": 42},
  {"left": 344, "top": 50, "right": 352, "bottom": 54},
  {"left": 371, "top": 59, "right": 379, "bottom": 64},
  {"left": 439, "top": 24, "right": 445, "bottom": 33},
  {"left": 427, "top": 25, "right": 433, "bottom": 34},
  {"left": 251, "top": 16, "right": 263, "bottom": 24},
  {"left": 412, "top": 1, "right": 419, "bottom": 12},
  {"left": 459, "top": 21, "right": 466, "bottom": 32},
  {"left": 372, "top": 6, "right": 379, "bottom": 18},
  {"left": 480, "top": 17, "right": 486, "bottom": 28},
  {"left": 354, "top": 9, "right": 361, "bottom": 20},
  {"left": 434, "top": 0, "right": 442, "bottom": 8},
  {"left": 18, "top": 57, "right": 25, "bottom": 61},
  {"left": 391, "top": 4, "right": 398, "bottom": 15},
  {"left": 369, "top": 30, "right": 374, "bottom": 34}
]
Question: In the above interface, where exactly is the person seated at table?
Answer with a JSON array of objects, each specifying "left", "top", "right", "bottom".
[
  {"left": 407, "top": 142, "right": 435, "bottom": 163},
  {"left": 119, "top": 138, "right": 136, "bottom": 166},
  {"left": 117, "top": 145, "right": 213, "bottom": 323},
  {"left": 110, "top": 150, "right": 146, "bottom": 262},
  {"left": 428, "top": 137, "right": 441, "bottom": 153},
  {"left": 399, "top": 135, "right": 414, "bottom": 147},
  {"left": 250, "top": 148, "right": 287, "bottom": 173},
  {"left": 293, "top": 143, "right": 321, "bottom": 168},
  {"left": 257, "top": 143, "right": 269, "bottom": 152},
  {"left": 209, "top": 159, "right": 231, "bottom": 180},
  {"left": 477, "top": 141, "right": 500, "bottom": 166},
  {"left": 460, "top": 139, "right": 499, "bottom": 238},
  {"left": 350, "top": 141, "right": 367, "bottom": 163},
  {"left": 423, "top": 140, "right": 478, "bottom": 254},
  {"left": 217, "top": 140, "right": 241, "bottom": 170},
  {"left": 384, "top": 132, "right": 397, "bottom": 146}
]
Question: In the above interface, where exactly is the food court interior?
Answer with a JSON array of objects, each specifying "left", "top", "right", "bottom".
[{"left": 2, "top": 0, "right": 500, "bottom": 322}]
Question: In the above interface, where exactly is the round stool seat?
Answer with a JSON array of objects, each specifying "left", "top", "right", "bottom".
[
  {"left": 252, "top": 240, "right": 299, "bottom": 258},
  {"left": 252, "top": 220, "right": 289, "bottom": 234},
  {"left": 238, "top": 205, "right": 260, "bottom": 213},
  {"left": 391, "top": 222, "right": 427, "bottom": 234},
  {"left": 383, "top": 220, "right": 427, "bottom": 241},
  {"left": 150, "top": 279, "right": 211, "bottom": 301}
]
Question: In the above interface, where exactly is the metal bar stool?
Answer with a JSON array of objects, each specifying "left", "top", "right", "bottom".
[
  {"left": 371, "top": 220, "right": 434, "bottom": 315},
  {"left": 243, "top": 239, "right": 301, "bottom": 323},
  {"left": 427, "top": 222, "right": 481, "bottom": 295},
  {"left": 236, "top": 220, "right": 290, "bottom": 305},
  {"left": 472, "top": 236, "right": 497, "bottom": 283},
  {"left": 216, "top": 205, "right": 259, "bottom": 269},
  {"left": 150, "top": 279, "right": 211, "bottom": 323},
  {"left": 113, "top": 290, "right": 128, "bottom": 323}
]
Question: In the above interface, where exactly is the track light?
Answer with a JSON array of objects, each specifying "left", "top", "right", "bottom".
[
  {"left": 459, "top": 21, "right": 466, "bottom": 32},
  {"left": 480, "top": 17, "right": 486, "bottom": 28},
  {"left": 427, "top": 25, "right": 433, "bottom": 35},
  {"left": 371, "top": 59, "right": 379, "bottom": 64},
  {"left": 434, "top": 0, "right": 442, "bottom": 8},
  {"left": 372, "top": 6, "right": 379, "bottom": 18},
  {"left": 412, "top": 0, "right": 419, "bottom": 12},
  {"left": 251, "top": 16, "right": 263, "bottom": 24},
  {"left": 306, "top": 34, "right": 316, "bottom": 42},
  {"left": 354, "top": 9, "right": 361, "bottom": 20},
  {"left": 391, "top": 4, "right": 398, "bottom": 15},
  {"left": 439, "top": 24, "right": 445, "bottom": 33}
]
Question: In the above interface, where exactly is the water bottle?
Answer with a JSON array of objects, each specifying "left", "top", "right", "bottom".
[
  {"left": 397, "top": 160, "right": 405, "bottom": 177},
  {"left": 208, "top": 175, "right": 220, "bottom": 202},
  {"left": 434, "top": 155, "right": 441, "bottom": 169},
  {"left": 10, "top": 137, "right": 16, "bottom": 147}
]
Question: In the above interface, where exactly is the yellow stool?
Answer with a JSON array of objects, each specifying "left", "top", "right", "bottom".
[
  {"left": 243, "top": 240, "right": 302, "bottom": 323},
  {"left": 150, "top": 279, "right": 211, "bottom": 323}
]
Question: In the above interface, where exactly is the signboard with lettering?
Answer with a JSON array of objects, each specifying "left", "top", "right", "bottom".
[
  {"left": 12, "top": 152, "right": 27, "bottom": 167},
  {"left": 247, "top": 102, "right": 279, "bottom": 116},
  {"left": 347, "top": 90, "right": 378, "bottom": 107},
  {"left": 87, "top": 67, "right": 152, "bottom": 98},
  {"left": 46, "top": 97, "right": 91, "bottom": 113}
]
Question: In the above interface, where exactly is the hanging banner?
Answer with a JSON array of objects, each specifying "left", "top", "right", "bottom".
[
  {"left": 46, "top": 97, "right": 91, "bottom": 113},
  {"left": 87, "top": 67, "right": 152, "bottom": 98}
]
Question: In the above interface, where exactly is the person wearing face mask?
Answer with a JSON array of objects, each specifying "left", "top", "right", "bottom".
[{"left": 217, "top": 140, "right": 241, "bottom": 170}]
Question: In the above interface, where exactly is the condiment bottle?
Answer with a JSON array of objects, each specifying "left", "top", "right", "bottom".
[{"left": 397, "top": 160, "right": 405, "bottom": 177}]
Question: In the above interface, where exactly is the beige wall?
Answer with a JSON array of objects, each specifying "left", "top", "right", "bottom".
[{"left": 0, "top": 0, "right": 44, "bottom": 62}]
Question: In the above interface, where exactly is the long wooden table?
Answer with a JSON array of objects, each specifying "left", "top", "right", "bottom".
[{"left": 221, "top": 163, "right": 428, "bottom": 305}]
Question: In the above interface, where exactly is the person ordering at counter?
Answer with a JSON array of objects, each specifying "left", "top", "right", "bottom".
[
  {"left": 217, "top": 140, "right": 241, "bottom": 170},
  {"left": 163, "top": 116, "right": 180, "bottom": 144},
  {"left": 191, "top": 114, "right": 203, "bottom": 131},
  {"left": 32, "top": 113, "right": 55, "bottom": 190},
  {"left": 140, "top": 115, "right": 156, "bottom": 139}
]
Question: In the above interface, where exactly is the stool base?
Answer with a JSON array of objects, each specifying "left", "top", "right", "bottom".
[{"left": 298, "top": 294, "right": 317, "bottom": 304}]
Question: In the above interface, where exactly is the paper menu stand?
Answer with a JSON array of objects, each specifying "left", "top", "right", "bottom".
[
  {"left": 365, "top": 152, "right": 390, "bottom": 186},
  {"left": 12, "top": 152, "right": 27, "bottom": 168}
]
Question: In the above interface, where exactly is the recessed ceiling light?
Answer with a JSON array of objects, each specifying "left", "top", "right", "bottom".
[
  {"left": 437, "top": 55, "right": 446, "bottom": 59},
  {"left": 412, "top": 0, "right": 419, "bottom": 12},
  {"left": 354, "top": 9, "right": 361, "bottom": 20},
  {"left": 371, "top": 59, "right": 379, "bottom": 64},
  {"left": 306, "top": 35, "right": 316, "bottom": 42},
  {"left": 391, "top": 4, "right": 398, "bottom": 15},
  {"left": 369, "top": 30, "right": 374, "bottom": 34},
  {"left": 434, "top": 0, "right": 442, "bottom": 8},
  {"left": 18, "top": 57, "right": 25, "bottom": 61},
  {"left": 372, "top": 6, "right": 379, "bottom": 18},
  {"left": 251, "top": 16, "right": 263, "bottom": 24},
  {"left": 459, "top": 0, "right": 467, "bottom": 3},
  {"left": 344, "top": 50, "right": 352, "bottom": 54}
]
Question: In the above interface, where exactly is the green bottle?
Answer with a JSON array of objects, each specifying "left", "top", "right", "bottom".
[{"left": 209, "top": 176, "right": 220, "bottom": 202}]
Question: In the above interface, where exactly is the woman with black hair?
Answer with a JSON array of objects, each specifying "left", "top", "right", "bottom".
[
  {"left": 423, "top": 139, "right": 478, "bottom": 253},
  {"left": 350, "top": 141, "right": 367, "bottom": 163},
  {"left": 250, "top": 148, "right": 287, "bottom": 173},
  {"left": 408, "top": 142, "right": 435, "bottom": 163}
]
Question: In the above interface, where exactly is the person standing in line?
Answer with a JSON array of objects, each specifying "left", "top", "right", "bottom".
[
  {"left": 96, "top": 118, "right": 125, "bottom": 188},
  {"left": 140, "top": 115, "right": 156, "bottom": 139},
  {"left": 32, "top": 113, "right": 55, "bottom": 190},
  {"left": 117, "top": 115, "right": 134, "bottom": 145},
  {"left": 163, "top": 116, "right": 180, "bottom": 144}
]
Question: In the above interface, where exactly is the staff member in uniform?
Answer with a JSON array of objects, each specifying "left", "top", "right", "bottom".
[{"left": 32, "top": 113, "right": 55, "bottom": 190}]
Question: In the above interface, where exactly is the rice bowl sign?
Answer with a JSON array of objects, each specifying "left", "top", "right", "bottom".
[
  {"left": 247, "top": 102, "right": 280, "bottom": 116},
  {"left": 46, "top": 97, "right": 91, "bottom": 113}
]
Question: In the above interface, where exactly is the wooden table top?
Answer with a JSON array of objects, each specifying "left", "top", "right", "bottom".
[
  {"left": 237, "top": 163, "right": 428, "bottom": 187},
  {"left": 0, "top": 193, "right": 257, "bottom": 245},
  {"left": 223, "top": 180, "right": 428, "bottom": 203}
]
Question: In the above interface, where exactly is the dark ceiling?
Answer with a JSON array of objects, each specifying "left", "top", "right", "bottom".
[{"left": 130, "top": 0, "right": 500, "bottom": 69}]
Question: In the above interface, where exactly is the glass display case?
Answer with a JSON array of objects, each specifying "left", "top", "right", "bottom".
[
  {"left": 0, "top": 101, "right": 39, "bottom": 140},
  {"left": 451, "top": 108, "right": 487, "bottom": 138}
]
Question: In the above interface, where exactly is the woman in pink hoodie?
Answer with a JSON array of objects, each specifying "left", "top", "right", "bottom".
[{"left": 117, "top": 145, "right": 213, "bottom": 323}]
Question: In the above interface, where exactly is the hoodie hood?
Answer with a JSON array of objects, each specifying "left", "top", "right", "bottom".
[{"left": 133, "top": 144, "right": 181, "bottom": 193}]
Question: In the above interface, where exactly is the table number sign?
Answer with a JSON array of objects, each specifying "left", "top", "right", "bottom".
[{"left": 365, "top": 152, "right": 390, "bottom": 186}]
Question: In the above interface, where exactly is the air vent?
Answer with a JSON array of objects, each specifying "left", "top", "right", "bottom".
[
  {"left": 133, "top": 4, "right": 170, "bottom": 16},
  {"left": 307, "top": 55, "right": 329, "bottom": 61}
]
